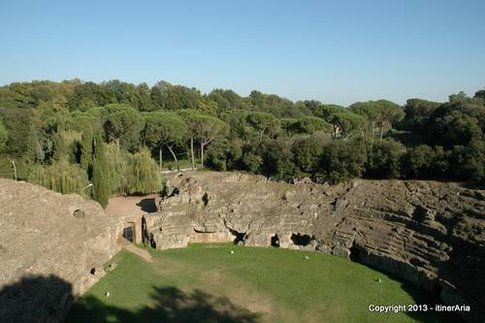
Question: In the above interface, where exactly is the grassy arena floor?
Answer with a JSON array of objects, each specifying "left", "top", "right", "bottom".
[{"left": 67, "top": 244, "right": 454, "bottom": 323}]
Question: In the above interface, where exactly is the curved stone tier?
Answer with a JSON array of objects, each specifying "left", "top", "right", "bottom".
[{"left": 152, "top": 171, "right": 484, "bottom": 322}]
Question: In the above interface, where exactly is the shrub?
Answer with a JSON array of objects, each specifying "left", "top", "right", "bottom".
[
  {"left": 401, "top": 145, "right": 449, "bottom": 179},
  {"left": 448, "top": 140, "right": 484, "bottom": 182},
  {"left": 365, "top": 139, "right": 405, "bottom": 179},
  {"left": 318, "top": 139, "right": 367, "bottom": 183},
  {"left": 292, "top": 136, "right": 325, "bottom": 175}
]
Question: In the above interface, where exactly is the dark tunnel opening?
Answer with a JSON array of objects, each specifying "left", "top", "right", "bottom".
[
  {"left": 290, "top": 233, "right": 312, "bottom": 246},
  {"left": 349, "top": 241, "right": 362, "bottom": 262},
  {"left": 270, "top": 234, "right": 280, "bottom": 247}
]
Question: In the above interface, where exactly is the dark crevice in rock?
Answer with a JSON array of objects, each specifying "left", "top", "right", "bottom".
[
  {"left": 409, "top": 257, "right": 426, "bottom": 268},
  {"left": 349, "top": 241, "right": 363, "bottom": 262},
  {"left": 149, "top": 233, "right": 157, "bottom": 249},
  {"left": 228, "top": 228, "right": 246, "bottom": 245},
  {"left": 270, "top": 234, "right": 280, "bottom": 247},
  {"left": 290, "top": 233, "right": 313, "bottom": 246},
  {"left": 202, "top": 192, "right": 209, "bottom": 207}
]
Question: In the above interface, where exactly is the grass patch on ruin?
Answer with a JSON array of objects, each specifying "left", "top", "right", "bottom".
[{"left": 67, "top": 244, "right": 453, "bottom": 323}]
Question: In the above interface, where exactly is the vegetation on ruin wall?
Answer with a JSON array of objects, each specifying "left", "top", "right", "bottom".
[
  {"left": 0, "top": 80, "right": 483, "bottom": 206},
  {"left": 67, "top": 245, "right": 454, "bottom": 323}
]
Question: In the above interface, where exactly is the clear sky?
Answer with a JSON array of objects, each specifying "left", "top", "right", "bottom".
[{"left": 1, "top": 0, "right": 484, "bottom": 106}]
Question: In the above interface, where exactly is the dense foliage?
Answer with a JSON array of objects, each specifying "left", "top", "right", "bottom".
[{"left": 0, "top": 80, "right": 483, "bottom": 206}]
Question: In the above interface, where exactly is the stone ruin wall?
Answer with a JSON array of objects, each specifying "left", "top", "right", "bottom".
[
  {"left": 0, "top": 172, "right": 483, "bottom": 322},
  {"left": 0, "top": 179, "right": 122, "bottom": 322},
  {"left": 149, "top": 171, "right": 485, "bottom": 322}
]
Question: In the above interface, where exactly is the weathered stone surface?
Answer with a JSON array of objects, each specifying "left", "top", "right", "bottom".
[
  {"left": 0, "top": 179, "right": 121, "bottom": 322},
  {"left": 1, "top": 172, "right": 483, "bottom": 322},
  {"left": 152, "top": 171, "right": 484, "bottom": 322}
]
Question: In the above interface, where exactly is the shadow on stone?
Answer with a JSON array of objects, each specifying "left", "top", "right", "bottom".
[
  {"left": 67, "top": 286, "right": 260, "bottom": 323},
  {"left": 136, "top": 198, "right": 157, "bottom": 213},
  {"left": 0, "top": 274, "right": 73, "bottom": 323}
]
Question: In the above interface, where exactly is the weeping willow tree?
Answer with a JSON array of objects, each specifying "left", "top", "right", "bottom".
[
  {"left": 28, "top": 161, "right": 89, "bottom": 195},
  {"left": 106, "top": 142, "right": 129, "bottom": 194},
  {"left": 123, "top": 148, "right": 161, "bottom": 195}
]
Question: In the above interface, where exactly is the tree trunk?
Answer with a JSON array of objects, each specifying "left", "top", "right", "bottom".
[
  {"left": 200, "top": 142, "right": 205, "bottom": 167},
  {"left": 332, "top": 125, "right": 339, "bottom": 139},
  {"left": 159, "top": 147, "right": 163, "bottom": 172},
  {"left": 11, "top": 160, "right": 17, "bottom": 181},
  {"left": 379, "top": 123, "right": 384, "bottom": 140},
  {"left": 190, "top": 137, "right": 195, "bottom": 170},
  {"left": 166, "top": 144, "right": 179, "bottom": 170}
]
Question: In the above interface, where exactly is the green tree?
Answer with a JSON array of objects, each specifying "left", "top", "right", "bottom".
[
  {"left": 151, "top": 81, "right": 201, "bottom": 110},
  {"left": 318, "top": 139, "right": 367, "bottom": 183},
  {"left": 399, "top": 98, "right": 440, "bottom": 133},
  {"left": 105, "top": 142, "right": 129, "bottom": 194},
  {"left": 475, "top": 89, "right": 485, "bottom": 100},
  {"left": 292, "top": 136, "right": 327, "bottom": 175},
  {"left": 259, "top": 138, "right": 295, "bottom": 180},
  {"left": 285, "top": 116, "right": 332, "bottom": 136},
  {"left": 179, "top": 110, "right": 232, "bottom": 168},
  {"left": 124, "top": 148, "right": 161, "bottom": 195},
  {"left": 247, "top": 111, "right": 281, "bottom": 141},
  {"left": 193, "top": 115, "right": 228, "bottom": 166},
  {"left": 365, "top": 139, "right": 405, "bottom": 179},
  {"left": 208, "top": 89, "right": 247, "bottom": 111},
  {"left": 0, "top": 108, "right": 35, "bottom": 159},
  {"left": 350, "top": 100, "right": 403, "bottom": 139},
  {"left": 449, "top": 140, "right": 484, "bottom": 182},
  {"left": 242, "top": 152, "right": 263, "bottom": 173},
  {"left": 91, "top": 136, "right": 113, "bottom": 208},
  {"left": 144, "top": 112, "right": 187, "bottom": 169},
  {"left": 102, "top": 104, "right": 144, "bottom": 152},
  {"left": 401, "top": 145, "right": 449, "bottom": 179},
  {"left": 134, "top": 83, "right": 154, "bottom": 111},
  {"left": 28, "top": 161, "right": 89, "bottom": 195},
  {"left": 0, "top": 120, "right": 7, "bottom": 153}
]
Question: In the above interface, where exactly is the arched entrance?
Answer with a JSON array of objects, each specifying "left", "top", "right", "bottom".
[{"left": 122, "top": 222, "right": 135, "bottom": 243}]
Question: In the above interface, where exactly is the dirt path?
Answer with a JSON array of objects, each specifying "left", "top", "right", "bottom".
[
  {"left": 122, "top": 241, "right": 153, "bottom": 263},
  {"left": 105, "top": 194, "right": 159, "bottom": 217}
]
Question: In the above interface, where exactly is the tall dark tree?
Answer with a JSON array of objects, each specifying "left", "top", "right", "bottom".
[
  {"left": 91, "top": 135, "right": 112, "bottom": 208},
  {"left": 0, "top": 120, "right": 7, "bottom": 153}
]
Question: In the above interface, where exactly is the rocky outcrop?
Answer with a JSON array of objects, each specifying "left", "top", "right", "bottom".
[
  {"left": 152, "top": 171, "right": 485, "bottom": 322},
  {"left": 0, "top": 179, "right": 121, "bottom": 322}
]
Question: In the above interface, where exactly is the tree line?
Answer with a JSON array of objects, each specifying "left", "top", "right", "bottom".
[{"left": 0, "top": 80, "right": 483, "bottom": 207}]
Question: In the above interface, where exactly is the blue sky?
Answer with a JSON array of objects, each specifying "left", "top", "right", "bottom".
[{"left": 0, "top": 0, "right": 484, "bottom": 105}]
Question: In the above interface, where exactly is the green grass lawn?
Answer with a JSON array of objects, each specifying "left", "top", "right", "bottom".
[{"left": 67, "top": 244, "right": 455, "bottom": 323}]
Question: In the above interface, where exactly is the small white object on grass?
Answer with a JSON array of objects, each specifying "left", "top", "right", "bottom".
[
  {"left": 303, "top": 256, "right": 310, "bottom": 260},
  {"left": 105, "top": 291, "right": 110, "bottom": 298},
  {"left": 229, "top": 250, "right": 235, "bottom": 255},
  {"left": 377, "top": 278, "right": 382, "bottom": 283}
]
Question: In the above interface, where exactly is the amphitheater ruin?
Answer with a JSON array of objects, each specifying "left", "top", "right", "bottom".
[{"left": 0, "top": 171, "right": 483, "bottom": 322}]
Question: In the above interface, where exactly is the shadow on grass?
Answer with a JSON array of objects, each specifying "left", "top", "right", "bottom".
[
  {"left": 352, "top": 264, "right": 463, "bottom": 323},
  {"left": 0, "top": 274, "right": 73, "bottom": 323},
  {"left": 67, "top": 286, "right": 260, "bottom": 323}
]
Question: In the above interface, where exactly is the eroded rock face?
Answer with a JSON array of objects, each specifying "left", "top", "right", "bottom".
[
  {"left": 0, "top": 179, "right": 121, "bottom": 322},
  {"left": 152, "top": 171, "right": 485, "bottom": 322}
]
